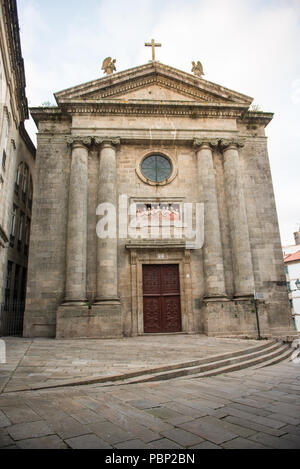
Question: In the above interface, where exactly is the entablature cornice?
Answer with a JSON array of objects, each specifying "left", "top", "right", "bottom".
[{"left": 58, "top": 100, "right": 248, "bottom": 120}]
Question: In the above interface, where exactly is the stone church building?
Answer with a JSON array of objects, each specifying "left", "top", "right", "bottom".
[{"left": 23, "top": 60, "right": 294, "bottom": 339}]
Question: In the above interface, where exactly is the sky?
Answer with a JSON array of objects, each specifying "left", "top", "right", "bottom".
[{"left": 17, "top": 0, "right": 300, "bottom": 245}]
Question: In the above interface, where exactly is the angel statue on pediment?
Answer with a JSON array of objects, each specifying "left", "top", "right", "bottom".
[
  {"left": 192, "top": 60, "right": 204, "bottom": 78},
  {"left": 101, "top": 57, "right": 117, "bottom": 75}
]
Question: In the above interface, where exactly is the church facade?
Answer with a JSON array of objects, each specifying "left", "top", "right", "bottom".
[{"left": 23, "top": 61, "right": 294, "bottom": 339}]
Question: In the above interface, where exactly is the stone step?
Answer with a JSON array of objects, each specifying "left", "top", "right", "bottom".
[
  {"left": 189, "top": 345, "right": 292, "bottom": 380},
  {"left": 252, "top": 346, "right": 294, "bottom": 369},
  {"left": 108, "top": 342, "right": 289, "bottom": 385}
]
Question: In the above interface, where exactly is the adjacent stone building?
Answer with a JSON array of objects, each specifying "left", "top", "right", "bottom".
[
  {"left": 24, "top": 60, "right": 294, "bottom": 339},
  {"left": 0, "top": 0, "right": 35, "bottom": 335}
]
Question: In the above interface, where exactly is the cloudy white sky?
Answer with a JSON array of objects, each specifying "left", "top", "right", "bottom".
[{"left": 17, "top": 0, "right": 300, "bottom": 245}]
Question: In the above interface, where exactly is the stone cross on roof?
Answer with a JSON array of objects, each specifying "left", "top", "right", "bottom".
[{"left": 145, "top": 38, "right": 161, "bottom": 62}]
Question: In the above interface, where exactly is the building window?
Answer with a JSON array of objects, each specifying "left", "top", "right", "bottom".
[
  {"left": 5, "top": 261, "right": 13, "bottom": 304},
  {"left": 20, "top": 268, "right": 27, "bottom": 301},
  {"left": 24, "top": 217, "right": 30, "bottom": 256},
  {"left": 9, "top": 205, "right": 17, "bottom": 248},
  {"left": 15, "top": 163, "right": 22, "bottom": 195},
  {"left": 141, "top": 154, "right": 172, "bottom": 183},
  {"left": 28, "top": 176, "right": 33, "bottom": 210},
  {"left": 287, "top": 282, "right": 291, "bottom": 293},
  {"left": 284, "top": 265, "right": 288, "bottom": 275},
  {"left": 22, "top": 164, "right": 28, "bottom": 203},
  {"left": 1, "top": 117, "right": 9, "bottom": 170},
  {"left": 13, "top": 265, "right": 20, "bottom": 300},
  {"left": 18, "top": 213, "right": 24, "bottom": 251}
]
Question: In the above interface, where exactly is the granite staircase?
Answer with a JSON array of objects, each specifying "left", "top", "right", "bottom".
[{"left": 107, "top": 339, "right": 293, "bottom": 386}]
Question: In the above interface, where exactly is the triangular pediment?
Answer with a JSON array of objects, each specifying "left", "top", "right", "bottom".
[
  {"left": 89, "top": 83, "right": 199, "bottom": 102},
  {"left": 54, "top": 62, "right": 253, "bottom": 107}
]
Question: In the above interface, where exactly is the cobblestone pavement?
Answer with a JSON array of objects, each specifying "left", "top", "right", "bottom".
[
  {"left": 0, "top": 360, "right": 299, "bottom": 449},
  {"left": 0, "top": 335, "right": 262, "bottom": 392}
]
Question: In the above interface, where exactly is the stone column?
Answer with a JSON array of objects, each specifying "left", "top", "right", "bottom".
[
  {"left": 221, "top": 138, "right": 255, "bottom": 298},
  {"left": 194, "top": 139, "right": 227, "bottom": 299},
  {"left": 64, "top": 138, "right": 91, "bottom": 304},
  {"left": 95, "top": 138, "right": 120, "bottom": 303}
]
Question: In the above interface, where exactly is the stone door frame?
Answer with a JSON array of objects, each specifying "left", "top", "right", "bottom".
[{"left": 127, "top": 245, "right": 193, "bottom": 335}]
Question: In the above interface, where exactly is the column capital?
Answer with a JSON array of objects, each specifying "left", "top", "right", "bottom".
[
  {"left": 66, "top": 136, "right": 92, "bottom": 148},
  {"left": 219, "top": 138, "right": 245, "bottom": 151},
  {"left": 94, "top": 137, "right": 121, "bottom": 148},
  {"left": 193, "top": 138, "right": 219, "bottom": 150}
]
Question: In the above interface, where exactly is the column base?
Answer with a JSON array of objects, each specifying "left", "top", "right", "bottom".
[
  {"left": 94, "top": 297, "right": 120, "bottom": 305},
  {"left": 234, "top": 293, "right": 254, "bottom": 301},
  {"left": 202, "top": 298, "right": 269, "bottom": 338},
  {"left": 203, "top": 295, "right": 230, "bottom": 303},
  {"left": 56, "top": 300, "right": 122, "bottom": 339},
  {"left": 62, "top": 299, "right": 88, "bottom": 306}
]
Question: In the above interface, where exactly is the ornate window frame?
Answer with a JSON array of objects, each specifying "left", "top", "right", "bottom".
[{"left": 136, "top": 150, "right": 178, "bottom": 186}]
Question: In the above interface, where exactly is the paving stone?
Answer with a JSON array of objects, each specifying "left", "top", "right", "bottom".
[
  {"left": 113, "top": 439, "right": 150, "bottom": 449},
  {"left": 178, "top": 416, "right": 237, "bottom": 445},
  {"left": 65, "top": 433, "right": 112, "bottom": 449},
  {"left": 279, "top": 424, "right": 300, "bottom": 436},
  {"left": 88, "top": 421, "right": 134, "bottom": 445},
  {"left": 232, "top": 396, "right": 274, "bottom": 409},
  {"left": 1, "top": 405, "right": 41, "bottom": 424},
  {"left": 146, "top": 406, "right": 182, "bottom": 420},
  {"left": 69, "top": 408, "right": 106, "bottom": 424},
  {"left": 281, "top": 434, "right": 300, "bottom": 447},
  {"left": 180, "top": 396, "right": 226, "bottom": 410},
  {"left": 129, "top": 399, "right": 160, "bottom": 410},
  {"left": 7, "top": 421, "right": 54, "bottom": 441},
  {"left": 16, "top": 435, "right": 68, "bottom": 449},
  {"left": 249, "top": 432, "right": 300, "bottom": 449},
  {"left": 0, "top": 410, "right": 11, "bottom": 428},
  {"left": 264, "top": 413, "right": 300, "bottom": 426},
  {"left": 97, "top": 395, "right": 173, "bottom": 433},
  {"left": 227, "top": 402, "right": 270, "bottom": 417},
  {"left": 189, "top": 441, "right": 222, "bottom": 449},
  {"left": 47, "top": 415, "right": 93, "bottom": 440},
  {"left": 160, "top": 428, "right": 204, "bottom": 447},
  {"left": 198, "top": 415, "right": 257, "bottom": 438},
  {"left": 148, "top": 438, "right": 183, "bottom": 449},
  {"left": 72, "top": 397, "right": 105, "bottom": 412},
  {"left": 162, "top": 401, "right": 208, "bottom": 419},
  {"left": 222, "top": 416, "right": 286, "bottom": 437},
  {"left": 264, "top": 403, "right": 300, "bottom": 418},
  {"left": 0, "top": 429, "right": 15, "bottom": 448},
  {"left": 220, "top": 406, "right": 286, "bottom": 429},
  {"left": 84, "top": 401, "right": 161, "bottom": 444},
  {"left": 221, "top": 437, "right": 268, "bottom": 449}
]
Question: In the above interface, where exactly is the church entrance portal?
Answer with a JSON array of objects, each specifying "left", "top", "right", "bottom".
[{"left": 142, "top": 264, "right": 182, "bottom": 333}]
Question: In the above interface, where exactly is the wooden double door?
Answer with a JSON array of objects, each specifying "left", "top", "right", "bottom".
[{"left": 142, "top": 264, "right": 182, "bottom": 333}]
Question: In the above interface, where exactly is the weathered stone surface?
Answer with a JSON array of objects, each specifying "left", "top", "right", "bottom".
[{"left": 24, "top": 61, "right": 294, "bottom": 339}]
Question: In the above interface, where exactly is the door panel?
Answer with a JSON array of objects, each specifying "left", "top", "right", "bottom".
[{"left": 143, "top": 264, "right": 181, "bottom": 333}]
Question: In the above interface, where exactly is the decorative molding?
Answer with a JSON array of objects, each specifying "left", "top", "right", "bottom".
[
  {"left": 86, "top": 75, "right": 225, "bottom": 103},
  {"left": 59, "top": 101, "right": 247, "bottom": 120},
  {"left": 94, "top": 137, "right": 121, "bottom": 147},
  {"left": 219, "top": 137, "right": 246, "bottom": 151},
  {"left": 193, "top": 138, "right": 219, "bottom": 150},
  {"left": 66, "top": 136, "right": 92, "bottom": 148},
  {"left": 1, "top": 0, "right": 29, "bottom": 122},
  {"left": 55, "top": 62, "right": 253, "bottom": 106}
]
